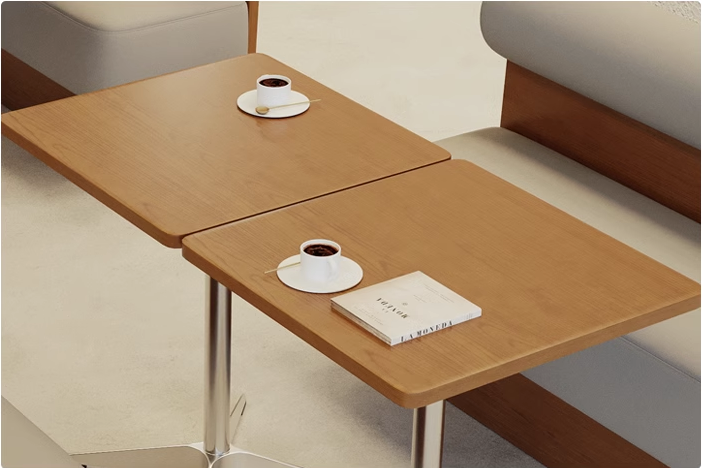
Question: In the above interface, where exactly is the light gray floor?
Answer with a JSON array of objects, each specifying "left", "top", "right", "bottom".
[{"left": 1, "top": 3, "right": 543, "bottom": 467}]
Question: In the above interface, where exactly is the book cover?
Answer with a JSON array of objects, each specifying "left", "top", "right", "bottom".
[{"left": 331, "top": 271, "right": 481, "bottom": 345}]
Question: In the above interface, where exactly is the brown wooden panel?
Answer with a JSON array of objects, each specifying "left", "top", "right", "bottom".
[
  {"left": 501, "top": 61, "right": 700, "bottom": 222},
  {"left": 1, "top": 49, "right": 74, "bottom": 110},
  {"left": 449, "top": 374, "right": 668, "bottom": 468},
  {"left": 246, "top": 1, "right": 259, "bottom": 54}
]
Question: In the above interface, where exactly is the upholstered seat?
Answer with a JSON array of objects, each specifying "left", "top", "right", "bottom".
[
  {"left": 1, "top": 1, "right": 250, "bottom": 95},
  {"left": 2, "top": 397, "right": 82, "bottom": 468},
  {"left": 480, "top": 1, "right": 700, "bottom": 148},
  {"left": 465, "top": 9, "right": 700, "bottom": 464}
]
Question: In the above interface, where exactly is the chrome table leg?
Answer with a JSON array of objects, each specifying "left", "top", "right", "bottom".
[
  {"left": 411, "top": 400, "right": 445, "bottom": 468},
  {"left": 205, "top": 277, "right": 233, "bottom": 456},
  {"left": 72, "top": 277, "right": 296, "bottom": 468},
  {"left": 74, "top": 276, "right": 445, "bottom": 468}
]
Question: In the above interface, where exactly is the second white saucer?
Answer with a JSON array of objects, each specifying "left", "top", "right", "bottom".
[
  {"left": 237, "top": 90, "right": 311, "bottom": 119},
  {"left": 277, "top": 254, "right": 363, "bottom": 294}
]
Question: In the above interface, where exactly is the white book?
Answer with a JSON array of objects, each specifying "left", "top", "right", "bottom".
[{"left": 331, "top": 271, "right": 481, "bottom": 346}]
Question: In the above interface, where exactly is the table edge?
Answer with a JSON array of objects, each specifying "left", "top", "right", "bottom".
[
  {"left": 2, "top": 118, "right": 184, "bottom": 247},
  {"left": 182, "top": 232, "right": 701, "bottom": 408}
]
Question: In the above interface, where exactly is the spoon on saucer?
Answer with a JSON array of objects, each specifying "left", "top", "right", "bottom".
[
  {"left": 264, "top": 262, "right": 300, "bottom": 274},
  {"left": 255, "top": 99, "right": 321, "bottom": 115}
]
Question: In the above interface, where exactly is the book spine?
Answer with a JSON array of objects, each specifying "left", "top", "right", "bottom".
[
  {"left": 331, "top": 302, "right": 393, "bottom": 345},
  {"left": 394, "top": 314, "right": 474, "bottom": 345}
]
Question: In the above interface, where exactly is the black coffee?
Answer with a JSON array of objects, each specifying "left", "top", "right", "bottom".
[
  {"left": 259, "top": 78, "right": 289, "bottom": 88},
  {"left": 304, "top": 244, "right": 338, "bottom": 257}
]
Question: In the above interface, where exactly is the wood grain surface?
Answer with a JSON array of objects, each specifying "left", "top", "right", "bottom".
[
  {"left": 182, "top": 160, "right": 700, "bottom": 408},
  {"left": 246, "top": 2, "right": 259, "bottom": 53},
  {"left": 449, "top": 374, "right": 667, "bottom": 468},
  {"left": 501, "top": 61, "right": 701, "bottom": 222},
  {"left": 1, "top": 49, "right": 75, "bottom": 110},
  {"left": 1, "top": 53, "right": 448, "bottom": 247}
]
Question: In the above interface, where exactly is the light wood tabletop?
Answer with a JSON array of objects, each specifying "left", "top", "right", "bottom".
[
  {"left": 1, "top": 53, "right": 448, "bottom": 247},
  {"left": 182, "top": 160, "right": 700, "bottom": 408}
]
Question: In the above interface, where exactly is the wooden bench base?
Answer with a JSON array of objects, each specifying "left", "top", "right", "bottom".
[{"left": 449, "top": 374, "right": 667, "bottom": 467}]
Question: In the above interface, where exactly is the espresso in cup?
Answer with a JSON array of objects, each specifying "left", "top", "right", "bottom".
[
  {"left": 303, "top": 244, "right": 339, "bottom": 257},
  {"left": 259, "top": 78, "right": 289, "bottom": 88}
]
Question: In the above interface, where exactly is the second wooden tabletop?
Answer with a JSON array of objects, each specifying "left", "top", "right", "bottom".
[{"left": 182, "top": 160, "right": 700, "bottom": 408}]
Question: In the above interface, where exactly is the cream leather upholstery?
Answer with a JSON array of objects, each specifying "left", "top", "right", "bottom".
[
  {"left": 437, "top": 127, "right": 700, "bottom": 468},
  {"left": 445, "top": 3, "right": 700, "bottom": 466},
  {"left": 1, "top": 397, "right": 82, "bottom": 468},
  {"left": 1, "top": 1, "right": 248, "bottom": 94},
  {"left": 44, "top": 1, "right": 243, "bottom": 31},
  {"left": 481, "top": 1, "right": 701, "bottom": 148}
]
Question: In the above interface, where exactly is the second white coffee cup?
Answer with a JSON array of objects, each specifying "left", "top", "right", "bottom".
[
  {"left": 300, "top": 239, "right": 341, "bottom": 283},
  {"left": 256, "top": 74, "right": 291, "bottom": 108}
]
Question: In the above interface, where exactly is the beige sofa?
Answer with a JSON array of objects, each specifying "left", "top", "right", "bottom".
[
  {"left": 1, "top": 2, "right": 257, "bottom": 109},
  {"left": 436, "top": 3, "right": 700, "bottom": 467}
]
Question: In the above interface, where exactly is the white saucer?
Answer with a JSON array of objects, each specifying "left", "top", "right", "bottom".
[
  {"left": 237, "top": 90, "right": 311, "bottom": 119},
  {"left": 276, "top": 255, "right": 363, "bottom": 294}
]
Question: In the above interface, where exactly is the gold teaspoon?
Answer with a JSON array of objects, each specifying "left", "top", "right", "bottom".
[
  {"left": 264, "top": 262, "right": 300, "bottom": 274},
  {"left": 255, "top": 99, "right": 321, "bottom": 115}
]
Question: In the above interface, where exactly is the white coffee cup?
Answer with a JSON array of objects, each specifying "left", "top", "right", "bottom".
[
  {"left": 300, "top": 239, "right": 341, "bottom": 283},
  {"left": 256, "top": 74, "right": 292, "bottom": 108}
]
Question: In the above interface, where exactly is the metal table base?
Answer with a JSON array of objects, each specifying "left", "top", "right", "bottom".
[{"left": 72, "top": 278, "right": 445, "bottom": 468}]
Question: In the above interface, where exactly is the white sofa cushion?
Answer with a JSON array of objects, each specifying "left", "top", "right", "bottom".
[
  {"left": 436, "top": 127, "right": 700, "bottom": 467},
  {"left": 1, "top": 1, "right": 248, "bottom": 94},
  {"left": 44, "top": 1, "right": 243, "bottom": 32},
  {"left": 480, "top": 1, "right": 701, "bottom": 148},
  {"left": 525, "top": 336, "right": 699, "bottom": 468}
]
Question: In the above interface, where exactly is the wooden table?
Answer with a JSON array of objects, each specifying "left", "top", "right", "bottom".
[
  {"left": 1, "top": 53, "right": 449, "bottom": 468},
  {"left": 1, "top": 53, "right": 447, "bottom": 247},
  {"left": 182, "top": 160, "right": 701, "bottom": 467}
]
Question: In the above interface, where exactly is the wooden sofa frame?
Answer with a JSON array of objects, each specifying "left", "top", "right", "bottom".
[{"left": 2, "top": 9, "right": 698, "bottom": 465}]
